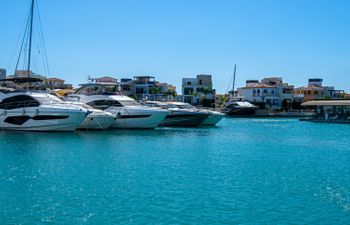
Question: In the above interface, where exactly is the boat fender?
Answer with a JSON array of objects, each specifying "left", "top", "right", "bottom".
[
  {"left": 117, "top": 112, "right": 121, "bottom": 119},
  {"left": 22, "top": 109, "right": 26, "bottom": 115},
  {"left": 35, "top": 108, "right": 39, "bottom": 115}
]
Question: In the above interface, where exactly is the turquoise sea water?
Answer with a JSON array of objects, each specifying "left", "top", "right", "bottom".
[{"left": 1, "top": 118, "right": 350, "bottom": 224}]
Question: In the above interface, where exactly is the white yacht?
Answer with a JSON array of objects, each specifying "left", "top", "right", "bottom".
[
  {"left": 144, "top": 101, "right": 223, "bottom": 126},
  {"left": 65, "top": 101, "right": 116, "bottom": 130},
  {"left": 222, "top": 97, "right": 257, "bottom": 116},
  {"left": 0, "top": 91, "right": 89, "bottom": 131},
  {"left": 65, "top": 83, "right": 168, "bottom": 129}
]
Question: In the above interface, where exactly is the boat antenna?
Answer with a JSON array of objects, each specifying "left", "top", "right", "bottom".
[
  {"left": 27, "top": 0, "right": 35, "bottom": 91},
  {"left": 232, "top": 64, "right": 237, "bottom": 97}
]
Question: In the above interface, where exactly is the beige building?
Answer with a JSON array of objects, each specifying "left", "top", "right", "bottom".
[{"left": 294, "top": 78, "right": 344, "bottom": 102}]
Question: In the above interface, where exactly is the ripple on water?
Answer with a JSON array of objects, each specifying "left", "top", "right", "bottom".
[{"left": 1, "top": 118, "right": 350, "bottom": 224}]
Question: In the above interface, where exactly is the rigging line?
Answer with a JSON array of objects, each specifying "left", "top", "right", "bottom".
[
  {"left": 36, "top": 1, "right": 50, "bottom": 77},
  {"left": 225, "top": 74, "right": 233, "bottom": 95},
  {"left": 14, "top": 5, "right": 32, "bottom": 75}
]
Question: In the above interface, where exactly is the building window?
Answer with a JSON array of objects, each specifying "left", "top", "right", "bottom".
[
  {"left": 197, "top": 87, "right": 204, "bottom": 93},
  {"left": 184, "top": 88, "right": 193, "bottom": 95},
  {"left": 199, "top": 80, "right": 202, "bottom": 85},
  {"left": 136, "top": 87, "right": 145, "bottom": 94},
  {"left": 187, "top": 82, "right": 191, "bottom": 85}
]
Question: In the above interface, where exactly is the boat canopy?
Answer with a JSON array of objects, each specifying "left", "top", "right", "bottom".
[{"left": 301, "top": 100, "right": 350, "bottom": 106}]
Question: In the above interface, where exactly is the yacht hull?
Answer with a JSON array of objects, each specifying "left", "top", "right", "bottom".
[
  {"left": 225, "top": 107, "right": 256, "bottom": 116},
  {"left": 107, "top": 107, "right": 168, "bottom": 129},
  {"left": 0, "top": 108, "right": 88, "bottom": 132},
  {"left": 200, "top": 113, "right": 224, "bottom": 126},
  {"left": 160, "top": 113, "right": 209, "bottom": 127},
  {"left": 78, "top": 113, "right": 115, "bottom": 130}
]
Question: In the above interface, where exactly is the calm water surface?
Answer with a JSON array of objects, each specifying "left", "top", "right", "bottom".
[{"left": 1, "top": 118, "right": 350, "bottom": 224}]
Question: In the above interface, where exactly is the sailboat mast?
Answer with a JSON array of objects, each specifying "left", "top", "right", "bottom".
[
  {"left": 232, "top": 64, "right": 237, "bottom": 97},
  {"left": 27, "top": 0, "right": 35, "bottom": 84}
]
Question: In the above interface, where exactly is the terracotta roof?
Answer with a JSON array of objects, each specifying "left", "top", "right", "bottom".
[{"left": 241, "top": 83, "right": 275, "bottom": 89}]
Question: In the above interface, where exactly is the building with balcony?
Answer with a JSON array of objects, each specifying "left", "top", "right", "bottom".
[
  {"left": 182, "top": 74, "right": 215, "bottom": 106},
  {"left": 294, "top": 78, "right": 345, "bottom": 102},
  {"left": 237, "top": 77, "right": 294, "bottom": 110},
  {"left": 118, "top": 76, "right": 177, "bottom": 101},
  {"left": 93, "top": 76, "right": 118, "bottom": 84},
  {"left": 134, "top": 76, "right": 156, "bottom": 98},
  {"left": 6, "top": 70, "right": 72, "bottom": 90},
  {"left": 42, "top": 78, "right": 73, "bottom": 90}
]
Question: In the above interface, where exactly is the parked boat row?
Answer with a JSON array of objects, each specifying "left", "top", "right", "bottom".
[{"left": 0, "top": 83, "right": 224, "bottom": 131}]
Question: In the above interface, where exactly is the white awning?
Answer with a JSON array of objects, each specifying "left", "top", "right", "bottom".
[{"left": 301, "top": 100, "right": 350, "bottom": 106}]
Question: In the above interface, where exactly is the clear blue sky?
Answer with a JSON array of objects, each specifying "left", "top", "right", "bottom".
[{"left": 1, "top": 0, "right": 350, "bottom": 93}]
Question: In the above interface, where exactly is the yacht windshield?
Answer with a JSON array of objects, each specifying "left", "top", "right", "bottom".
[
  {"left": 34, "top": 94, "right": 66, "bottom": 105},
  {"left": 75, "top": 84, "right": 118, "bottom": 95},
  {"left": 118, "top": 100, "right": 140, "bottom": 106},
  {"left": 169, "top": 104, "right": 195, "bottom": 110}
]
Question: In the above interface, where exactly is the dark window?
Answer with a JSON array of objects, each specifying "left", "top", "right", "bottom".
[
  {"left": 87, "top": 100, "right": 122, "bottom": 110},
  {"left": 136, "top": 87, "right": 145, "bottom": 94},
  {"left": 187, "top": 82, "right": 191, "bottom": 85},
  {"left": 0, "top": 95, "right": 40, "bottom": 110},
  {"left": 32, "top": 115, "right": 69, "bottom": 120},
  {"left": 197, "top": 87, "right": 204, "bottom": 93},
  {"left": 199, "top": 80, "right": 202, "bottom": 85},
  {"left": 4, "top": 116, "right": 31, "bottom": 125},
  {"left": 184, "top": 88, "right": 193, "bottom": 95}
]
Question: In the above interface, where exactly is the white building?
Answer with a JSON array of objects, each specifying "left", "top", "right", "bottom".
[
  {"left": 0, "top": 68, "right": 6, "bottom": 80},
  {"left": 182, "top": 74, "right": 215, "bottom": 106},
  {"left": 237, "top": 77, "right": 294, "bottom": 110}
]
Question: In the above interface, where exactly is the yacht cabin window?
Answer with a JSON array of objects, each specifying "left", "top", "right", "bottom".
[{"left": 0, "top": 95, "right": 40, "bottom": 110}]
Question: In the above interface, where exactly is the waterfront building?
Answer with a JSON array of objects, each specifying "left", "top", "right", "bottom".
[
  {"left": 0, "top": 68, "right": 6, "bottom": 80},
  {"left": 94, "top": 76, "right": 118, "bottom": 84},
  {"left": 294, "top": 78, "right": 344, "bottom": 102},
  {"left": 237, "top": 77, "right": 294, "bottom": 110},
  {"left": 133, "top": 76, "right": 156, "bottom": 99},
  {"left": 182, "top": 74, "right": 215, "bottom": 106},
  {"left": 5, "top": 70, "right": 72, "bottom": 90},
  {"left": 117, "top": 76, "right": 177, "bottom": 101},
  {"left": 301, "top": 100, "right": 350, "bottom": 123},
  {"left": 42, "top": 78, "right": 73, "bottom": 90}
]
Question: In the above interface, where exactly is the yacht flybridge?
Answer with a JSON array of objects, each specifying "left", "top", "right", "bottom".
[
  {"left": 0, "top": 92, "right": 89, "bottom": 131},
  {"left": 65, "top": 83, "right": 169, "bottom": 129}
]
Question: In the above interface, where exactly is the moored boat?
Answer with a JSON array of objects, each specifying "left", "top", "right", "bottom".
[
  {"left": 221, "top": 97, "right": 257, "bottom": 116},
  {"left": 65, "top": 83, "right": 169, "bottom": 129},
  {"left": 144, "top": 101, "right": 217, "bottom": 127},
  {"left": 0, "top": 91, "right": 89, "bottom": 131},
  {"left": 65, "top": 101, "right": 116, "bottom": 130}
]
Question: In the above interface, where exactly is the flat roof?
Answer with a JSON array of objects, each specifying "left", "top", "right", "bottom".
[
  {"left": 301, "top": 100, "right": 350, "bottom": 106},
  {"left": 134, "top": 76, "right": 155, "bottom": 78}
]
